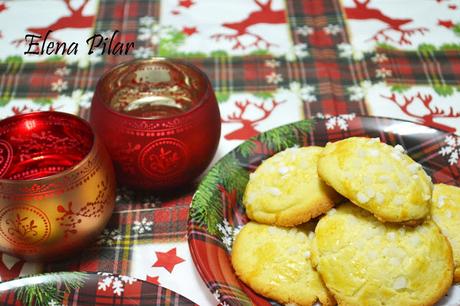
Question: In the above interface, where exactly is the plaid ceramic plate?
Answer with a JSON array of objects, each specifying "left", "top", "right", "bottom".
[
  {"left": 0, "top": 271, "right": 196, "bottom": 305},
  {"left": 188, "top": 116, "right": 460, "bottom": 306}
]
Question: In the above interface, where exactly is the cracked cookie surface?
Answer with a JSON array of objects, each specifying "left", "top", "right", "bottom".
[
  {"left": 311, "top": 203, "right": 453, "bottom": 306},
  {"left": 318, "top": 137, "right": 432, "bottom": 223},
  {"left": 432, "top": 183, "right": 460, "bottom": 282},
  {"left": 243, "top": 146, "right": 342, "bottom": 226},
  {"left": 232, "top": 221, "right": 335, "bottom": 306}
]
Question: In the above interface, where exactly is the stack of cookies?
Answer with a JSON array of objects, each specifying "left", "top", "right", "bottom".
[{"left": 231, "top": 137, "right": 459, "bottom": 306}]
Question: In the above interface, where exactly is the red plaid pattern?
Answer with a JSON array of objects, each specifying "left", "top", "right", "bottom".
[{"left": 0, "top": 0, "right": 458, "bottom": 304}]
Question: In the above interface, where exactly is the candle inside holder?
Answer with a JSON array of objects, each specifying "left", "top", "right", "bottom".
[{"left": 106, "top": 61, "right": 206, "bottom": 119}]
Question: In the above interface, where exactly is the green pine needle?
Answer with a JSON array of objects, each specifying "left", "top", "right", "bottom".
[
  {"left": 191, "top": 164, "right": 223, "bottom": 234},
  {"left": 258, "top": 119, "right": 314, "bottom": 152},
  {"left": 17, "top": 283, "right": 60, "bottom": 306},
  {"left": 191, "top": 154, "right": 249, "bottom": 235},
  {"left": 237, "top": 120, "right": 315, "bottom": 157},
  {"left": 237, "top": 140, "right": 256, "bottom": 158},
  {"left": 219, "top": 155, "right": 249, "bottom": 195},
  {"left": 14, "top": 272, "right": 88, "bottom": 306}
]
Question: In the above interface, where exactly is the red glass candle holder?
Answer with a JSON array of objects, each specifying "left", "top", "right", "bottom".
[
  {"left": 0, "top": 112, "right": 116, "bottom": 261},
  {"left": 90, "top": 58, "right": 221, "bottom": 191}
]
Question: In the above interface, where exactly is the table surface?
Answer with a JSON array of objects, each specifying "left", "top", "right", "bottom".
[{"left": 0, "top": 0, "right": 459, "bottom": 305}]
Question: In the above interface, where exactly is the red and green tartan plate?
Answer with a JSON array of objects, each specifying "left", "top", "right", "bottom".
[
  {"left": 188, "top": 116, "right": 460, "bottom": 306},
  {"left": 0, "top": 271, "right": 196, "bottom": 306}
]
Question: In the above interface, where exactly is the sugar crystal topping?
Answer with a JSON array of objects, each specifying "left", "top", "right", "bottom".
[
  {"left": 437, "top": 195, "right": 446, "bottom": 208},
  {"left": 357, "top": 191, "right": 370, "bottom": 203},
  {"left": 393, "top": 276, "right": 407, "bottom": 290}
]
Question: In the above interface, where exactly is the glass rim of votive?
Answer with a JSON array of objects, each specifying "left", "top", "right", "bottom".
[
  {"left": 93, "top": 57, "right": 214, "bottom": 121},
  {"left": 0, "top": 111, "right": 96, "bottom": 184}
]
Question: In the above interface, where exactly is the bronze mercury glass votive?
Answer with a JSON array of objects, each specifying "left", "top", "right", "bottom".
[
  {"left": 0, "top": 112, "right": 116, "bottom": 261},
  {"left": 90, "top": 58, "right": 221, "bottom": 191}
]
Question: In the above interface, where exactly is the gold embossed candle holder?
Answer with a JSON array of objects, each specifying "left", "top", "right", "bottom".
[
  {"left": 0, "top": 112, "right": 116, "bottom": 261},
  {"left": 90, "top": 58, "right": 221, "bottom": 191}
]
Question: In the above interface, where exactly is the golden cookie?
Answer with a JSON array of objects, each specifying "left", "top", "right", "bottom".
[
  {"left": 231, "top": 221, "right": 335, "bottom": 306},
  {"left": 243, "top": 146, "right": 342, "bottom": 226},
  {"left": 317, "top": 137, "right": 432, "bottom": 223},
  {"left": 311, "top": 203, "right": 453, "bottom": 306},
  {"left": 432, "top": 183, "right": 460, "bottom": 282}
]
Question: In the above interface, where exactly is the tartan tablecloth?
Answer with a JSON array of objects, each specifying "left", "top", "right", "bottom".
[{"left": 0, "top": 0, "right": 459, "bottom": 305}]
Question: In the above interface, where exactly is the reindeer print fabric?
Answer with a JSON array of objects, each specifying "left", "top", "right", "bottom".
[
  {"left": 0, "top": 0, "right": 459, "bottom": 305},
  {"left": 365, "top": 84, "right": 460, "bottom": 134},
  {"left": 159, "top": 0, "right": 293, "bottom": 57},
  {"left": 219, "top": 91, "right": 304, "bottom": 154},
  {"left": 0, "top": 0, "right": 99, "bottom": 63},
  {"left": 342, "top": 0, "right": 460, "bottom": 52}
]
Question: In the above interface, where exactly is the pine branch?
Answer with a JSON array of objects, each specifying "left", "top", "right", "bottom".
[
  {"left": 258, "top": 119, "right": 314, "bottom": 152},
  {"left": 236, "top": 119, "right": 315, "bottom": 157},
  {"left": 190, "top": 165, "right": 222, "bottom": 234},
  {"left": 219, "top": 154, "right": 249, "bottom": 193},
  {"left": 17, "top": 284, "right": 60, "bottom": 306},
  {"left": 191, "top": 154, "right": 249, "bottom": 235},
  {"left": 14, "top": 272, "right": 88, "bottom": 306},
  {"left": 236, "top": 140, "right": 256, "bottom": 158}
]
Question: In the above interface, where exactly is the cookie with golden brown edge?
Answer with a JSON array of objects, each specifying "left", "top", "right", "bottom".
[
  {"left": 311, "top": 203, "right": 453, "bottom": 306},
  {"left": 243, "top": 146, "right": 342, "bottom": 227},
  {"left": 317, "top": 137, "right": 432, "bottom": 223},
  {"left": 432, "top": 183, "right": 460, "bottom": 282},
  {"left": 231, "top": 221, "right": 335, "bottom": 306}
]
